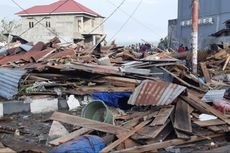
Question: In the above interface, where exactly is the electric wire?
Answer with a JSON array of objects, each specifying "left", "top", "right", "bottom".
[{"left": 108, "top": 0, "right": 144, "bottom": 42}]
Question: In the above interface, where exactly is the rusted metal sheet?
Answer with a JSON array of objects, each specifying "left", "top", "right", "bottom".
[
  {"left": 128, "top": 80, "right": 186, "bottom": 106},
  {"left": 47, "top": 49, "right": 75, "bottom": 59},
  {"left": 29, "top": 41, "right": 46, "bottom": 52},
  {"left": 0, "top": 48, "right": 54, "bottom": 65}
]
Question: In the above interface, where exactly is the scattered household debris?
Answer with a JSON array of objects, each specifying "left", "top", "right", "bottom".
[{"left": 1, "top": 36, "right": 230, "bottom": 152}]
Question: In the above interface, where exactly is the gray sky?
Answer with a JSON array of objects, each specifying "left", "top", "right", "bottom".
[{"left": 0, "top": 0, "right": 178, "bottom": 43}]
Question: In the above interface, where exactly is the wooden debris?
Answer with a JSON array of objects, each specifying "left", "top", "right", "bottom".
[
  {"left": 49, "top": 128, "right": 92, "bottom": 146},
  {"left": 100, "top": 120, "right": 152, "bottom": 153},
  {"left": 184, "top": 93, "right": 230, "bottom": 126},
  {"left": 134, "top": 120, "right": 171, "bottom": 140},
  {"left": 113, "top": 134, "right": 223, "bottom": 153},
  {"left": 223, "top": 54, "right": 230, "bottom": 71},
  {"left": 200, "top": 62, "right": 211, "bottom": 83},
  {"left": 150, "top": 106, "right": 174, "bottom": 126},
  {"left": 174, "top": 99, "right": 192, "bottom": 134},
  {"left": 50, "top": 112, "right": 129, "bottom": 135}
]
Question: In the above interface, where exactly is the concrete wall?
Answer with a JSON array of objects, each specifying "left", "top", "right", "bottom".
[
  {"left": 171, "top": 0, "right": 230, "bottom": 50},
  {"left": 15, "top": 14, "right": 104, "bottom": 44}
]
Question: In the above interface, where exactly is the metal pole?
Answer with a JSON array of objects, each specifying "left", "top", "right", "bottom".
[{"left": 192, "top": 0, "right": 199, "bottom": 74}]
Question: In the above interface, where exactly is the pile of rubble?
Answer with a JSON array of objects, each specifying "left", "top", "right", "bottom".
[{"left": 1, "top": 36, "right": 230, "bottom": 152}]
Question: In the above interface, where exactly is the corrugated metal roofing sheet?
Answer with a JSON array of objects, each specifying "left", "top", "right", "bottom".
[
  {"left": 128, "top": 80, "right": 186, "bottom": 106},
  {"left": 0, "top": 68, "right": 27, "bottom": 100}
]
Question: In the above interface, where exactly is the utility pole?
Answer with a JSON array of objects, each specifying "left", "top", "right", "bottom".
[{"left": 192, "top": 0, "right": 199, "bottom": 74}]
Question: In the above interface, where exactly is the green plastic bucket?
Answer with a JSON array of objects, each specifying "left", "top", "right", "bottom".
[{"left": 81, "top": 101, "right": 113, "bottom": 124}]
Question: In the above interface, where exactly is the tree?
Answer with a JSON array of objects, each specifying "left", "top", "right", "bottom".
[
  {"left": 0, "top": 18, "right": 20, "bottom": 41},
  {"left": 158, "top": 37, "right": 168, "bottom": 50}
]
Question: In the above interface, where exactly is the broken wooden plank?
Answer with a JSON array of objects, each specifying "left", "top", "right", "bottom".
[
  {"left": 180, "top": 96, "right": 209, "bottom": 114},
  {"left": 161, "top": 67, "right": 204, "bottom": 92},
  {"left": 146, "top": 120, "right": 173, "bottom": 144},
  {"left": 174, "top": 99, "right": 192, "bottom": 134},
  {"left": 133, "top": 120, "right": 170, "bottom": 140},
  {"left": 185, "top": 93, "right": 230, "bottom": 126},
  {"left": 100, "top": 120, "right": 151, "bottom": 153},
  {"left": 150, "top": 106, "right": 174, "bottom": 126},
  {"left": 113, "top": 134, "right": 223, "bottom": 153},
  {"left": 194, "top": 119, "right": 225, "bottom": 127},
  {"left": 200, "top": 62, "right": 211, "bottom": 83},
  {"left": 49, "top": 128, "right": 92, "bottom": 146},
  {"left": 223, "top": 54, "right": 230, "bottom": 71},
  {"left": 50, "top": 112, "right": 129, "bottom": 135}
]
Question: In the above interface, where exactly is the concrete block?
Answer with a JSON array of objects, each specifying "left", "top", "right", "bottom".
[
  {"left": 3, "top": 101, "right": 30, "bottom": 115},
  {"left": 0, "top": 103, "right": 3, "bottom": 117},
  {"left": 30, "top": 98, "right": 58, "bottom": 114}
]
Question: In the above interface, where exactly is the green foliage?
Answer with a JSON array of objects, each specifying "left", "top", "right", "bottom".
[{"left": 0, "top": 18, "right": 20, "bottom": 41}]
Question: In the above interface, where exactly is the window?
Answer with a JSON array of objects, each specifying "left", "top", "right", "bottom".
[
  {"left": 29, "top": 22, "right": 34, "bottom": 28},
  {"left": 46, "top": 21, "right": 51, "bottom": 28}
]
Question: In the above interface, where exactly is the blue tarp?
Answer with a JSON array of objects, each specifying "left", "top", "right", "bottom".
[
  {"left": 92, "top": 92, "right": 132, "bottom": 110},
  {"left": 49, "top": 135, "right": 105, "bottom": 153}
]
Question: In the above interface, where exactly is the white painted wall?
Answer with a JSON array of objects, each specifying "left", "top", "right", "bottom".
[{"left": 14, "top": 14, "right": 104, "bottom": 43}]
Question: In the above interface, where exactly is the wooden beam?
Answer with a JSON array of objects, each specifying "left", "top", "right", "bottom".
[
  {"left": 37, "top": 49, "right": 56, "bottom": 62},
  {"left": 200, "top": 62, "right": 211, "bottom": 83},
  {"left": 50, "top": 112, "right": 129, "bottom": 135},
  {"left": 49, "top": 128, "right": 92, "bottom": 146},
  {"left": 100, "top": 120, "right": 151, "bottom": 153},
  {"left": 113, "top": 134, "right": 223, "bottom": 153},
  {"left": 223, "top": 54, "right": 230, "bottom": 71},
  {"left": 180, "top": 96, "right": 209, "bottom": 114}
]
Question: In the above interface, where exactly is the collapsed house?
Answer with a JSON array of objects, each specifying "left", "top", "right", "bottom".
[{"left": 1, "top": 35, "right": 230, "bottom": 152}]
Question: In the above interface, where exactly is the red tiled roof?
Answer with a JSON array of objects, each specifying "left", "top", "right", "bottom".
[{"left": 16, "top": 0, "right": 101, "bottom": 16}]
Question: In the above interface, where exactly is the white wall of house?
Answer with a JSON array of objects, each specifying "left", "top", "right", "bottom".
[{"left": 14, "top": 14, "right": 104, "bottom": 44}]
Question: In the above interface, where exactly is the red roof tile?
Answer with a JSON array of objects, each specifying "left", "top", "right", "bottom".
[{"left": 16, "top": 0, "right": 101, "bottom": 16}]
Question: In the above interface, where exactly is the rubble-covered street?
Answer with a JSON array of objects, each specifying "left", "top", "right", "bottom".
[
  {"left": 2, "top": 0, "right": 230, "bottom": 153},
  {"left": 0, "top": 35, "right": 230, "bottom": 152}
]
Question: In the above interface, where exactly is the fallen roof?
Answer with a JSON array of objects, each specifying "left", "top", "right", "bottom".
[
  {"left": 128, "top": 80, "right": 186, "bottom": 106},
  {"left": 16, "top": 0, "right": 102, "bottom": 17}
]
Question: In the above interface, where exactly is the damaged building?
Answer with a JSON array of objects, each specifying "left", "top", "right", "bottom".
[
  {"left": 168, "top": 0, "right": 230, "bottom": 50},
  {"left": 14, "top": 0, "right": 104, "bottom": 45}
]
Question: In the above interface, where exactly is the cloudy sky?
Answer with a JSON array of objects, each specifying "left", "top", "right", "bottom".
[{"left": 0, "top": 0, "right": 178, "bottom": 43}]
